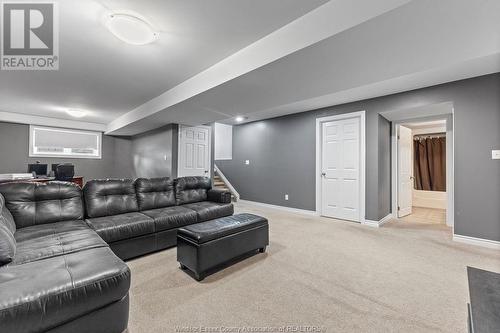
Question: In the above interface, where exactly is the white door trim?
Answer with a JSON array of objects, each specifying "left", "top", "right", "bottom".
[
  {"left": 390, "top": 112, "right": 454, "bottom": 228},
  {"left": 177, "top": 124, "right": 212, "bottom": 178},
  {"left": 315, "top": 111, "right": 366, "bottom": 223},
  {"left": 397, "top": 125, "right": 413, "bottom": 217}
]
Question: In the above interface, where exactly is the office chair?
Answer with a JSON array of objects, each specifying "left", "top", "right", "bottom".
[{"left": 55, "top": 164, "right": 75, "bottom": 182}]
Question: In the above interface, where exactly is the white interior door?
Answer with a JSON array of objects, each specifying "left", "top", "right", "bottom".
[
  {"left": 178, "top": 125, "right": 211, "bottom": 177},
  {"left": 398, "top": 125, "right": 413, "bottom": 217},
  {"left": 321, "top": 117, "right": 360, "bottom": 222}
]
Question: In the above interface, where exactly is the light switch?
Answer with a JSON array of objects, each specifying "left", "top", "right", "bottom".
[
  {"left": 245, "top": 160, "right": 250, "bottom": 165},
  {"left": 492, "top": 150, "right": 500, "bottom": 160}
]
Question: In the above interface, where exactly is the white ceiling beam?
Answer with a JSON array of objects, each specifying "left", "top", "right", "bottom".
[
  {"left": 106, "top": 0, "right": 412, "bottom": 134},
  {"left": 0, "top": 110, "right": 107, "bottom": 132}
]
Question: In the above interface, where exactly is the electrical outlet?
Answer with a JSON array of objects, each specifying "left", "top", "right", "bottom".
[
  {"left": 492, "top": 150, "right": 500, "bottom": 160},
  {"left": 245, "top": 160, "right": 250, "bottom": 165},
  {"left": 285, "top": 194, "right": 289, "bottom": 200}
]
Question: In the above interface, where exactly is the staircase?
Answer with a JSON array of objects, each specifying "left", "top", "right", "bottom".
[
  {"left": 213, "top": 165, "right": 240, "bottom": 202},
  {"left": 213, "top": 175, "right": 230, "bottom": 192}
]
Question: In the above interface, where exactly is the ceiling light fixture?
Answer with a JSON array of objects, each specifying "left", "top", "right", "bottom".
[
  {"left": 235, "top": 116, "right": 246, "bottom": 122},
  {"left": 66, "top": 109, "right": 87, "bottom": 118},
  {"left": 105, "top": 12, "right": 159, "bottom": 45}
]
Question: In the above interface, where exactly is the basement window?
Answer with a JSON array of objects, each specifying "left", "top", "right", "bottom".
[{"left": 29, "top": 125, "right": 102, "bottom": 159}]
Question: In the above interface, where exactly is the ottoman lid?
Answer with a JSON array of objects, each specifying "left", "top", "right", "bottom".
[{"left": 178, "top": 213, "right": 267, "bottom": 244}]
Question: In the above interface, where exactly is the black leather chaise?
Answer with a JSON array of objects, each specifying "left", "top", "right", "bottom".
[{"left": 0, "top": 182, "right": 130, "bottom": 333}]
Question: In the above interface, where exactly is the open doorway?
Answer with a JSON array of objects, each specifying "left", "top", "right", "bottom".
[
  {"left": 397, "top": 120, "right": 448, "bottom": 226},
  {"left": 384, "top": 102, "right": 454, "bottom": 229}
]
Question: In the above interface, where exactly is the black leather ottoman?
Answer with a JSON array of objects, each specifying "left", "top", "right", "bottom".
[{"left": 177, "top": 213, "right": 269, "bottom": 281}]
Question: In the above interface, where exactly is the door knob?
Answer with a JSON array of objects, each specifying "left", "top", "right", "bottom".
[
  {"left": 204, "top": 170, "right": 208, "bottom": 173},
  {"left": 321, "top": 172, "right": 326, "bottom": 176}
]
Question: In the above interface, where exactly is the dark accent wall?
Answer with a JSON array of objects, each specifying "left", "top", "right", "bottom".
[
  {"left": 171, "top": 124, "right": 179, "bottom": 178},
  {"left": 217, "top": 73, "right": 500, "bottom": 242},
  {"left": 129, "top": 124, "right": 178, "bottom": 179},
  {"left": 0, "top": 121, "right": 133, "bottom": 181},
  {"left": 0, "top": 122, "right": 182, "bottom": 183}
]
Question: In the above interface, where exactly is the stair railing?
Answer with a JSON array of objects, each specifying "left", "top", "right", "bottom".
[{"left": 214, "top": 164, "right": 240, "bottom": 201}]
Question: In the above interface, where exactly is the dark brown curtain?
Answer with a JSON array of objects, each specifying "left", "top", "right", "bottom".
[{"left": 414, "top": 136, "right": 446, "bottom": 191}]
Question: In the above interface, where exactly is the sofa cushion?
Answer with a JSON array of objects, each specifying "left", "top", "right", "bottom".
[
  {"left": 86, "top": 212, "right": 154, "bottom": 243},
  {"left": 181, "top": 201, "right": 234, "bottom": 222},
  {"left": 0, "top": 194, "right": 16, "bottom": 266},
  {"left": 142, "top": 206, "right": 198, "bottom": 232},
  {"left": 11, "top": 220, "right": 107, "bottom": 265},
  {"left": 135, "top": 177, "right": 175, "bottom": 211},
  {"left": 175, "top": 176, "right": 211, "bottom": 205},
  {"left": 0, "top": 247, "right": 130, "bottom": 333},
  {"left": 0, "top": 224, "right": 15, "bottom": 266},
  {"left": 0, "top": 182, "right": 84, "bottom": 228},
  {"left": 0, "top": 194, "right": 15, "bottom": 234},
  {"left": 83, "top": 179, "right": 138, "bottom": 218}
]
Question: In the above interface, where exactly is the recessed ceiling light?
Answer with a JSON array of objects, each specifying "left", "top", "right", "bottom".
[
  {"left": 235, "top": 116, "right": 246, "bottom": 122},
  {"left": 66, "top": 109, "right": 87, "bottom": 118},
  {"left": 105, "top": 12, "right": 159, "bottom": 45}
]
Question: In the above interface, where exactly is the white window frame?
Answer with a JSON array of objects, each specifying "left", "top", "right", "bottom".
[{"left": 29, "top": 125, "right": 102, "bottom": 159}]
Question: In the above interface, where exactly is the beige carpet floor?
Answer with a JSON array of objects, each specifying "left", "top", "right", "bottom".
[
  {"left": 399, "top": 207, "right": 447, "bottom": 225},
  {"left": 125, "top": 201, "right": 500, "bottom": 333}
]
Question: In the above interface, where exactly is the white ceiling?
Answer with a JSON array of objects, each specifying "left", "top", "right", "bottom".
[
  {"left": 1, "top": 0, "right": 499, "bottom": 135},
  {"left": 0, "top": 0, "right": 326, "bottom": 126}
]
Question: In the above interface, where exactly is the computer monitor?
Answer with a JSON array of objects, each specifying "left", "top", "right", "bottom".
[{"left": 28, "top": 164, "right": 48, "bottom": 178}]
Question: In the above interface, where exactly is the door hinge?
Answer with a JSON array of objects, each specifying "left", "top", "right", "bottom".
[
  {"left": 397, "top": 135, "right": 400, "bottom": 140},
  {"left": 398, "top": 206, "right": 400, "bottom": 211}
]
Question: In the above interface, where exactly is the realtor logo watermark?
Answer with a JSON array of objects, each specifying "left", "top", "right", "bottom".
[{"left": 1, "top": 2, "right": 59, "bottom": 70}]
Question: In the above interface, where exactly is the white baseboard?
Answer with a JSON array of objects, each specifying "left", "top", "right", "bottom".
[
  {"left": 363, "top": 214, "right": 393, "bottom": 228},
  {"left": 379, "top": 214, "right": 393, "bottom": 226},
  {"left": 453, "top": 234, "right": 500, "bottom": 249},
  {"left": 238, "top": 200, "right": 318, "bottom": 216},
  {"left": 363, "top": 219, "right": 379, "bottom": 227}
]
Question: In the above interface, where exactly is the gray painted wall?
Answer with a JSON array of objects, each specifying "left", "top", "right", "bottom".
[
  {"left": 216, "top": 103, "right": 388, "bottom": 220},
  {"left": 0, "top": 122, "right": 181, "bottom": 182},
  {"left": 171, "top": 124, "right": 179, "bottom": 178},
  {"left": 217, "top": 73, "right": 500, "bottom": 242},
  {"left": 0, "top": 122, "right": 133, "bottom": 181},
  {"left": 129, "top": 124, "right": 177, "bottom": 178}
]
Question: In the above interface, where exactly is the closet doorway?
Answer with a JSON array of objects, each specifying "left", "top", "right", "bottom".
[{"left": 395, "top": 119, "right": 450, "bottom": 227}]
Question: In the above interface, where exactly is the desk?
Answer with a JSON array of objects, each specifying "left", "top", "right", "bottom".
[{"left": 0, "top": 176, "right": 84, "bottom": 188}]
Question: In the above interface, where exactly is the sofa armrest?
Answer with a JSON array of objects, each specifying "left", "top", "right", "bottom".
[{"left": 207, "top": 188, "right": 232, "bottom": 204}]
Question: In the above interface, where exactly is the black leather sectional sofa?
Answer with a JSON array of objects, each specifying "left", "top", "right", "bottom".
[
  {"left": 0, "top": 176, "right": 233, "bottom": 333},
  {"left": 84, "top": 176, "right": 233, "bottom": 260}
]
